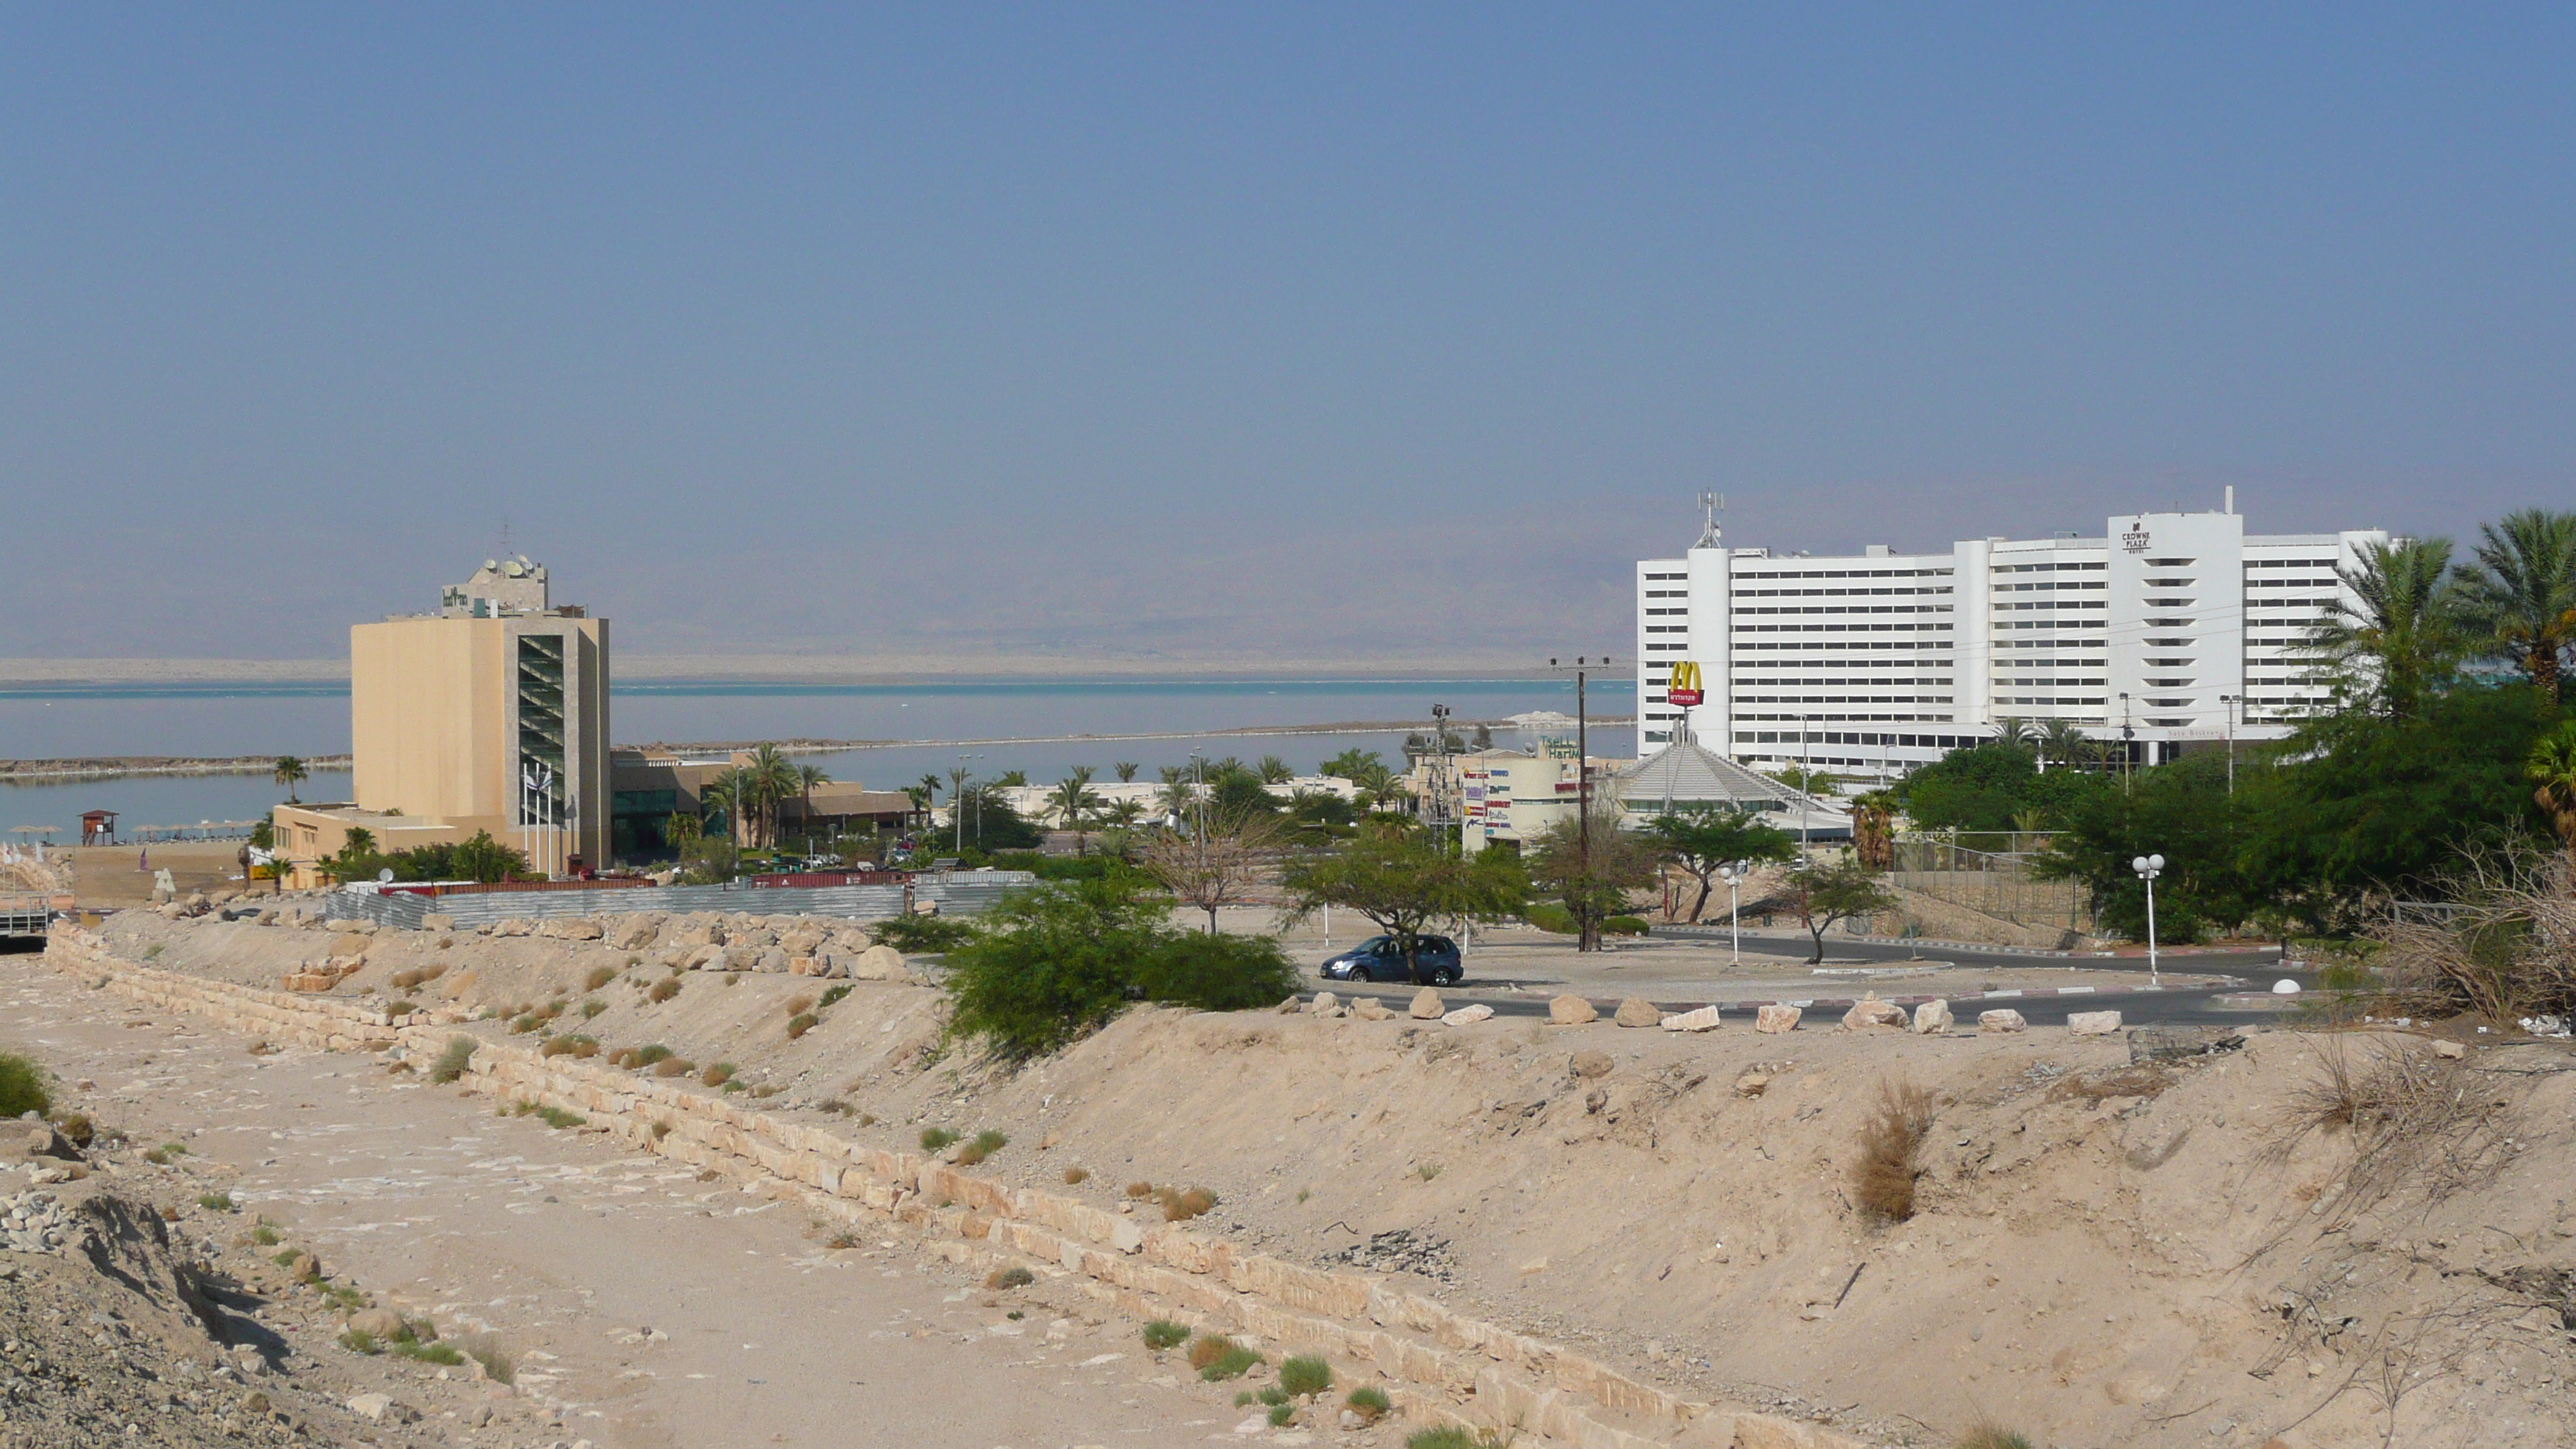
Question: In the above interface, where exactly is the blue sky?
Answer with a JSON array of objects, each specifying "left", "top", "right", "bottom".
[{"left": 3, "top": 6, "right": 2568, "bottom": 665}]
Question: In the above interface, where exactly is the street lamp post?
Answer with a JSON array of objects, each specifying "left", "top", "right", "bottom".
[
  {"left": 1715, "top": 858, "right": 1750, "bottom": 964},
  {"left": 2131, "top": 852, "right": 2165, "bottom": 986},
  {"left": 2218, "top": 694, "right": 2238, "bottom": 796},
  {"left": 1546, "top": 656, "right": 1615, "bottom": 952}
]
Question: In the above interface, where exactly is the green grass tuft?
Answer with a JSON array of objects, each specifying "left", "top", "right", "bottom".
[
  {"left": 1141, "top": 1319, "right": 1188, "bottom": 1351},
  {"left": 197, "top": 1193, "right": 237, "bottom": 1213},
  {"left": 1279, "top": 1355, "right": 1331, "bottom": 1396},
  {"left": 920, "top": 1126, "right": 960, "bottom": 1152},
  {"left": 429, "top": 1037, "right": 476, "bottom": 1084}
]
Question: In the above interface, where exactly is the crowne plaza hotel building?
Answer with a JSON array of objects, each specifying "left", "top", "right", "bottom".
[{"left": 1634, "top": 500, "right": 2388, "bottom": 775}]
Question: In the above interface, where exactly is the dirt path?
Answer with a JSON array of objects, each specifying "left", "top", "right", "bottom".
[{"left": 0, "top": 954, "right": 1238, "bottom": 1449}]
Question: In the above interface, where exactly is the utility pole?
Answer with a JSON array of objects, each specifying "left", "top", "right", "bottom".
[
  {"left": 2119, "top": 692, "right": 2136, "bottom": 796},
  {"left": 2219, "top": 694, "right": 2238, "bottom": 796},
  {"left": 1547, "top": 656, "right": 1616, "bottom": 952}
]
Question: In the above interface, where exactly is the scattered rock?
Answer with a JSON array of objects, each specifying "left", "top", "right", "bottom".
[
  {"left": 846, "top": 944, "right": 910, "bottom": 981},
  {"left": 1409, "top": 988, "right": 1445, "bottom": 1019},
  {"left": 1978, "top": 1009, "right": 2028, "bottom": 1033},
  {"left": 1613, "top": 996, "right": 1661, "bottom": 1028},
  {"left": 1440, "top": 1004, "right": 1494, "bottom": 1026},
  {"left": 1841, "top": 993, "right": 1908, "bottom": 1031},
  {"left": 1352, "top": 1000, "right": 1395, "bottom": 1021},
  {"left": 2067, "top": 1010, "right": 2124, "bottom": 1036},
  {"left": 1660, "top": 1005, "right": 1722, "bottom": 1033},
  {"left": 1912, "top": 999, "right": 1953, "bottom": 1034},
  {"left": 1732, "top": 1070, "right": 1769, "bottom": 1098},
  {"left": 344, "top": 1308, "right": 404, "bottom": 1340},
  {"left": 1547, "top": 994, "right": 1598, "bottom": 1026},
  {"left": 1754, "top": 1004, "right": 1802, "bottom": 1034},
  {"left": 2432, "top": 1039, "right": 2467, "bottom": 1060},
  {"left": 1568, "top": 1050, "right": 1613, "bottom": 1079},
  {"left": 1310, "top": 992, "right": 1339, "bottom": 1015}
]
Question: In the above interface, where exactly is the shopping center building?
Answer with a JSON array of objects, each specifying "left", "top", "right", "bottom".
[{"left": 1634, "top": 496, "right": 2387, "bottom": 776}]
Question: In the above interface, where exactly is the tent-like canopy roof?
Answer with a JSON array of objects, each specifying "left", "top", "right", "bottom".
[{"left": 1611, "top": 742, "right": 1852, "bottom": 836}]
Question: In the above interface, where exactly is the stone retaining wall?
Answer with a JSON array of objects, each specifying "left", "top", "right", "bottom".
[{"left": 43, "top": 927, "right": 1869, "bottom": 1449}]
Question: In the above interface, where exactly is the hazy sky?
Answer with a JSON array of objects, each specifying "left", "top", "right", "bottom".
[{"left": 4, "top": 7, "right": 2569, "bottom": 666}]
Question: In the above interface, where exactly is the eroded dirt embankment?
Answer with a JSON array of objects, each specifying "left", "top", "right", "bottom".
[{"left": 73, "top": 906, "right": 2576, "bottom": 1449}]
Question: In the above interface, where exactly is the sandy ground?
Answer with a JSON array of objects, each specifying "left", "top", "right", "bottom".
[
  {"left": 67, "top": 844, "right": 255, "bottom": 909},
  {"left": 0, "top": 946, "right": 1251, "bottom": 1449}
]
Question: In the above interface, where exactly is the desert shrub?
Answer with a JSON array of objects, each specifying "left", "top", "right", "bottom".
[
  {"left": 608, "top": 1047, "right": 642, "bottom": 1068},
  {"left": 197, "top": 1193, "right": 237, "bottom": 1212},
  {"left": 1279, "top": 1355, "right": 1331, "bottom": 1396},
  {"left": 0, "top": 1053, "right": 51, "bottom": 1118},
  {"left": 142, "top": 942, "right": 165, "bottom": 960},
  {"left": 2368, "top": 851, "right": 2576, "bottom": 1024},
  {"left": 985, "top": 1266, "right": 1035, "bottom": 1290},
  {"left": 1130, "top": 931, "right": 1303, "bottom": 1012},
  {"left": 1159, "top": 1186, "right": 1218, "bottom": 1221},
  {"left": 1956, "top": 1426, "right": 2034, "bottom": 1449},
  {"left": 817, "top": 1098, "right": 851, "bottom": 1115},
  {"left": 954, "top": 1129, "right": 1008, "bottom": 1166},
  {"left": 824, "top": 1231, "right": 859, "bottom": 1249},
  {"left": 1853, "top": 1079, "right": 1935, "bottom": 1222},
  {"left": 429, "top": 1038, "right": 475, "bottom": 1084},
  {"left": 393, "top": 1338, "right": 463, "bottom": 1366},
  {"left": 271, "top": 1248, "right": 302, "bottom": 1268},
  {"left": 535, "top": 1105, "right": 584, "bottom": 1129},
  {"left": 817, "top": 984, "right": 851, "bottom": 1010},
  {"left": 786, "top": 995, "right": 816, "bottom": 1016},
  {"left": 1267, "top": 1403, "right": 1294, "bottom": 1427},
  {"left": 700, "top": 1062, "right": 735, "bottom": 1087},
  {"left": 650, "top": 1120, "right": 672, "bottom": 1140},
  {"left": 453, "top": 1333, "right": 513, "bottom": 1384},
  {"left": 1124, "top": 1180, "right": 1154, "bottom": 1199},
  {"left": 855, "top": 1112, "right": 876, "bottom": 1125},
  {"left": 1062, "top": 1166, "right": 1088, "bottom": 1185},
  {"left": 147, "top": 1142, "right": 189, "bottom": 1164},
  {"left": 651, "top": 1058, "right": 694, "bottom": 1078},
  {"left": 581, "top": 998, "right": 607, "bottom": 1019},
  {"left": 1414, "top": 1163, "right": 1442, "bottom": 1182},
  {"left": 389, "top": 968, "right": 424, "bottom": 990},
  {"left": 1141, "top": 1319, "right": 1188, "bottom": 1351},
  {"left": 1346, "top": 1386, "right": 1391, "bottom": 1423},
  {"left": 250, "top": 1224, "right": 281, "bottom": 1246},
  {"left": 1191, "top": 1335, "right": 1259, "bottom": 1381},
  {"left": 539, "top": 1036, "right": 576, "bottom": 1057},
  {"left": 1405, "top": 1430, "right": 1499, "bottom": 1449},
  {"left": 508, "top": 1012, "right": 544, "bottom": 1035},
  {"left": 635, "top": 1044, "right": 673, "bottom": 1065},
  {"left": 50, "top": 1112, "right": 92, "bottom": 1147},
  {"left": 386, "top": 1000, "right": 418, "bottom": 1016},
  {"left": 786, "top": 1012, "right": 819, "bottom": 1040},
  {"left": 872, "top": 914, "right": 979, "bottom": 953},
  {"left": 2266, "top": 1036, "right": 2517, "bottom": 1229},
  {"left": 647, "top": 977, "right": 681, "bottom": 1004},
  {"left": 584, "top": 965, "right": 616, "bottom": 991},
  {"left": 338, "top": 1327, "right": 381, "bottom": 1355},
  {"left": 920, "top": 1127, "right": 960, "bottom": 1152}
]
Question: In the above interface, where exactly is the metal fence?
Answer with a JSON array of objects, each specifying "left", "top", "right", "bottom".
[
  {"left": 1890, "top": 838, "right": 2093, "bottom": 933},
  {"left": 324, "top": 874, "right": 1036, "bottom": 930}
]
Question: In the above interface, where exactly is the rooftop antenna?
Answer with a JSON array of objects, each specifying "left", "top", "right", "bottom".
[{"left": 1695, "top": 491, "right": 1725, "bottom": 549}]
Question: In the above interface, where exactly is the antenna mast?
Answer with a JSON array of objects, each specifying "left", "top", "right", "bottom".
[{"left": 1695, "top": 491, "right": 1725, "bottom": 549}]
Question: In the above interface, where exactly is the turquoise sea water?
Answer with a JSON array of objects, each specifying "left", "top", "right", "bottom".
[{"left": 1, "top": 676, "right": 1635, "bottom": 840}]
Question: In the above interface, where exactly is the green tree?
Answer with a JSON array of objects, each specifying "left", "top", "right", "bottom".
[
  {"left": 1769, "top": 764, "right": 1839, "bottom": 796},
  {"left": 993, "top": 769, "right": 1028, "bottom": 788},
  {"left": 2526, "top": 721, "right": 2576, "bottom": 848},
  {"left": 2035, "top": 751, "right": 2259, "bottom": 943},
  {"left": 742, "top": 745, "right": 801, "bottom": 848},
  {"left": 324, "top": 827, "right": 379, "bottom": 883},
  {"left": 674, "top": 834, "right": 740, "bottom": 886},
  {"left": 1113, "top": 761, "right": 1140, "bottom": 783},
  {"left": 1051, "top": 766, "right": 1105, "bottom": 854},
  {"left": 2304, "top": 536, "right": 2463, "bottom": 720},
  {"left": 1280, "top": 823, "right": 1526, "bottom": 966},
  {"left": 1320, "top": 748, "right": 1384, "bottom": 782},
  {"left": 940, "top": 878, "right": 1186, "bottom": 1060},
  {"left": 1209, "top": 771, "right": 1283, "bottom": 822},
  {"left": 793, "top": 763, "right": 831, "bottom": 847},
  {"left": 1899, "top": 742, "right": 2107, "bottom": 835},
  {"left": 1256, "top": 755, "right": 1293, "bottom": 785},
  {"left": 272, "top": 756, "right": 308, "bottom": 803},
  {"left": 1129, "top": 932, "right": 1302, "bottom": 1013},
  {"left": 1527, "top": 807, "right": 1660, "bottom": 951},
  {"left": 2454, "top": 509, "right": 2576, "bottom": 697},
  {"left": 959, "top": 785, "right": 1044, "bottom": 851},
  {"left": 449, "top": 831, "right": 529, "bottom": 884},
  {"left": 1782, "top": 856, "right": 1898, "bottom": 964},
  {"left": 1639, "top": 805, "right": 1795, "bottom": 923}
]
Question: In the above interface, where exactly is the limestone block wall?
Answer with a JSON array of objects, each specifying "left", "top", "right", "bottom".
[{"left": 42, "top": 926, "right": 1870, "bottom": 1449}]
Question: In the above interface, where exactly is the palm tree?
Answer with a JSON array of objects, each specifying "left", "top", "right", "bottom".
[
  {"left": 1113, "top": 761, "right": 1140, "bottom": 783},
  {"left": 1257, "top": 755, "right": 1293, "bottom": 785},
  {"left": 272, "top": 756, "right": 308, "bottom": 803},
  {"left": 700, "top": 769, "right": 745, "bottom": 846},
  {"left": 1991, "top": 718, "right": 2035, "bottom": 748},
  {"left": 2530, "top": 723, "right": 2576, "bottom": 848},
  {"left": 2038, "top": 720, "right": 2091, "bottom": 771},
  {"left": 1051, "top": 766, "right": 1105, "bottom": 854},
  {"left": 2305, "top": 536, "right": 2462, "bottom": 720},
  {"left": 1102, "top": 798, "right": 1146, "bottom": 831},
  {"left": 742, "top": 745, "right": 802, "bottom": 849},
  {"left": 793, "top": 764, "right": 831, "bottom": 850},
  {"left": 2454, "top": 509, "right": 2576, "bottom": 697},
  {"left": 1851, "top": 790, "right": 1897, "bottom": 870}
]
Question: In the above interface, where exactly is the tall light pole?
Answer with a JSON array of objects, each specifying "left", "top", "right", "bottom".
[
  {"left": 1716, "top": 858, "right": 1749, "bottom": 964},
  {"left": 954, "top": 753, "right": 983, "bottom": 853},
  {"left": 1546, "top": 656, "right": 1616, "bottom": 952},
  {"left": 2131, "top": 852, "right": 2165, "bottom": 986},
  {"left": 2218, "top": 694, "right": 2238, "bottom": 796}
]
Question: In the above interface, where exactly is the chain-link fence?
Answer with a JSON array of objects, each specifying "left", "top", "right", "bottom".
[{"left": 1891, "top": 837, "right": 2093, "bottom": 933}]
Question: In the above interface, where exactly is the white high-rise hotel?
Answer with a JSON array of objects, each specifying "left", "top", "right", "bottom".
[{"left": 1634, "top": 495, "right": 2386, "bottom": 774}]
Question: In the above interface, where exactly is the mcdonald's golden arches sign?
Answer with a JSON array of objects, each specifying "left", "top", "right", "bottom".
[{"left": 1666, "top": 659, "right": 1704, "bottom": 707}]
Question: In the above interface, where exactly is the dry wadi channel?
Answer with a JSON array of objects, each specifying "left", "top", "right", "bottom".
[{"left": 4, "top": 903, "right": 2574, "bottom": 1449}]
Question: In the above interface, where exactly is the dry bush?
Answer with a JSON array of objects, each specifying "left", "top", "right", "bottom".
[
  {"left": 1187, "top": 1334, "right": 1238, "bottom": 1371},
  {"left": 1125, "top": 1180, "right": 1154, "bottom": 1199},
  {"left": 1062, "top": 1166, "right": 1088, "bottom": 1185},
  {"left": 786, "top": 1012, "right": 819, "bottom": 1040},
  {"left": 581, "top": 965, "right": 613, "bottom": 990},
  {"left": 1955, "top": 1424, "right": 2033, "bottom": 1449},
  {"left": 952, "top": 1129, "right": 1007, "bottom": 1166},
  {"left": 647, "top": 978, "right": 681, "bottom": 1004},
  {"left": 1159, "top": 1186, "right": 1218, "bottom": 1221},
  {"left": 2372, "top": 848, "right": 2576, "bottom": 1026},
  {"left": 389, "top": 968, "right": 425, "bottom": 990},
  {"left": 608, "top": 1047, "right": 642, "bottom": 1069},
  {"left": 652, "top": 1057, "right": 697, "bottom": 1078},
  {"left": 1852, "top": 1079, "right": 1935, "bottom": 1222},
  {"left": 2044, "top": 1066, "right": 2176, "bottom": 1104},
  {"left": 786, "top": 995, "right": 816, "bottom": 1016},
  {"left": 2267, "top": 1036, "right": 2518, "bottom": 1231},
  {"left": 984, "top": 1266, "right": 1035, "bottom": 1290},
  {"left": 699, "top": 1063, "right": 735, "bottom": 1087}
]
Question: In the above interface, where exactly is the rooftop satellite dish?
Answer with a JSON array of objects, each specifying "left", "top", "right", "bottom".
[{"left": 377, "top": 868, "right": 395, "bottom": 883}]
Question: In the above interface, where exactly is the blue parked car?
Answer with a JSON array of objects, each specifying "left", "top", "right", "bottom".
[{"left": 1319, "top": 934, "right": 1462, "bottom": 986}]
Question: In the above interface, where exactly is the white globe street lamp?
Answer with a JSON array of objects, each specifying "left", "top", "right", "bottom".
[
  {"left": 1715, "top": 858, "right": 1752, "bottom": 965},
  {"left": 2131, "top": 852, "right": 2167, "bottom": 985}
]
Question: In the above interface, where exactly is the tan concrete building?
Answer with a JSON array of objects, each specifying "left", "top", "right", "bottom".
[{"left": 273, "top": 558, "right": 608, "bottom": 884}]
